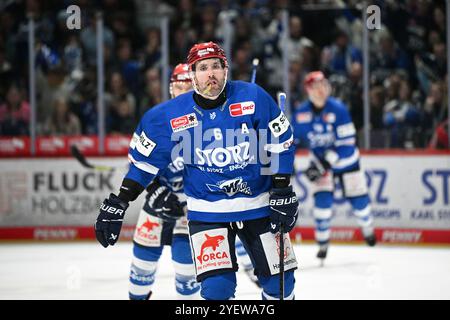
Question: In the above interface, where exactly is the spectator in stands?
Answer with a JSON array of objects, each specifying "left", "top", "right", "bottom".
[
  {"left": 415, "top": 41, "right": 446, "bottom": 94},
  {"left": 134, "top": 0, "right": 175, "bottom": 31},
  {"left": 383, "top": 80, "right": 421, "bottom": 148},
  {"left": 431, "top": 6, "right": 446, "bottom": 44},
  {"left": 108, "top": 98, "right": 136, "bottom": 135},
  {"left": 372, "top": 31, "right": 410, "bottom": 83},
  {"left": 231, "top": 44, "right": 252, "bottom": 81},
  {"left": 63, "top": 34, "right": 83, "bottom": 74},
  {"left": 347, "top": 62, "right": 364, "bottom": 131},
  {"left": 72, "top": 69, "right": 97, "bottom": 135},
  {"left": 0, "top": 45, "right": 13, "bottom": 100},
  {"left": 80, "top": 14, "right": 115, "bottom": 67},
  {"left": 143, "top": 28, "right": 162, "bottom": 71},
  {"left": 422, "top": 81, "right": 448, "bottom": 140},
  {"left": 114, "top": 37, "right": 140, "bottom": 95},
  {"left": 321, "top": 29, "right": 362, "bottom": 76},
  {"left": 43, "top": 96, "right": 81, "bottom": 136},
  {"left": 0, "top": 84, "right": 30, "bottom": 136},
  {"left": 284, "top": 16, "right": 314, "bottom": 64},
  {"left": 428, "top": 119, "right": 449, "bottom": 149},
  {"left": 105, "top": 71, "right": 136, "bottom": 119},
  {"left": 138, "top": 68, "right": 162, "bottom": 116},
  {"left": 197, "top": 5, "right": 218, "bottom": 42},
  {"left": 369, "top": 86, "right": 385, "bottom": 131}
]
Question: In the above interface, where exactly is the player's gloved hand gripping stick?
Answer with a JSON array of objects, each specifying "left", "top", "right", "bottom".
[
  {"left": 268, "top": 92, "right": 299, "bottom": 300},
  {"left": 145, "top": 179, "right": 185, "bottom": 223}
]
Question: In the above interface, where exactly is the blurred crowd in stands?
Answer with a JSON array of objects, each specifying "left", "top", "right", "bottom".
[{"left": 0, "top": 0, "right": 448, "bottom": 149}]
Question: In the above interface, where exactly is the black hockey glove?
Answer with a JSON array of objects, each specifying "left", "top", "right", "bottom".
[
  {"left": 269, "top": 186, "right": 299, "bottom": 234},
  {"left": 145, "top": 180, "right": 184, "bottom": 223},
  {"left": 95, "top": 193, "right": 129, "bottom": 248},
  {"left": 304, "top": 162, "right": 324, "bottom": 182}
]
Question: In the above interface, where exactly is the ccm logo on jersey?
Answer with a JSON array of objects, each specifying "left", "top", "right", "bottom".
[
  {"left": 229, "top": 101, "right": 255, "bottom": 117},
  {"left": 171, "top": 113, "right": 199, "bottom": 132},
  {"left": 136, "top": 132, "right": 156, "bottom": 157}
]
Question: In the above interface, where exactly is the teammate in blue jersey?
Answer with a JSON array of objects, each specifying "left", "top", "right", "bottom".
[
  {"left": 128, "top": 64, "right": 201, "bottom": 300},
  {"left": 292, "top": 71, "right": 376, "bottom": 262},
  {"left": 95, "top": 41, "right": 299, "bottom": 300}
]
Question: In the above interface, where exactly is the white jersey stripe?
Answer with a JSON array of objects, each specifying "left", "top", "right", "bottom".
[
  {"left": 128, "top": 154, "right": 159, "bottom": 175},
  {"left": 187, "top": 192, "right": 270, "bottom": 213},
  {"left": 333, "top": 149, "right": 359, "bottom": 169}
]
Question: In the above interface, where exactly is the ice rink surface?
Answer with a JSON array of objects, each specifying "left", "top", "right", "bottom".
[{"left": 1, "top": 241, "right": 449, "bottom": 300}]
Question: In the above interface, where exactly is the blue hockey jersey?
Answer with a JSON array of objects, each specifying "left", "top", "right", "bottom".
[
  {"left": 292, "top": 97, "right": 360, "bottom": 174},
  {"left": 126, "top": 81, "right": 295, "bottom": 222}
]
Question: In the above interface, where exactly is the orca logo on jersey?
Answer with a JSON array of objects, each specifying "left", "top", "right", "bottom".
[
  {"left": 171, "top": 113, "right": 199, "bottom": 132},
  {"left": 195, "top": 141, "right": 250, "bottom": 167},
  {"left": 229, "top": 101, "right": 255, "bottom": 117},
  {"left": 196, "top": 234, "right": 226, "bottom": 264},
  {"left": 206, "top": 177, "right": 252, "bottom": 196},
  {"left": 138, "top": 218, "right": 160, "bottom": 234}
]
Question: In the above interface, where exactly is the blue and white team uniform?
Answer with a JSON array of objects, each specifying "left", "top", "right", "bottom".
[
  {"left": 292, "top": 97, "right": 375, "bottom": 250},
  {"left": 129, "top": 156, "right": 201, "bottom": 300},
  {"left": 126, "top": 80, "right": 298, "bottom": 300}
]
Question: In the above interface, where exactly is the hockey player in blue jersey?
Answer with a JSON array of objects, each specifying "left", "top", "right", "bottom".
[
  {"left": 94, "top": 41, "right": 299, "bottom": 300},
  {"left": 129, "top": 64, "right": 258, "bottom": 300},
  {"left": 128, "top": 64, "right": 201, "bottom": 300},
  {"left": 292, "top": 71, "right": 376, "bottom": 262}
]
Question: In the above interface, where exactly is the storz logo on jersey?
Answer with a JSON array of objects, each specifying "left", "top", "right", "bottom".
[
  {"left": 136, "top": 131, "right": 156, "bottom": 157},
  {"left": 229, "top": 101, "right": 255, "bottom": 117},
  {"left": 170, "top": 113, "right": 199, "bottom": 132},
  {"left": 195, "top": 142, "right": 250, "bottom": 167},
  {"left": 206, "top": 177, "right": 252, "bottom": 196},
  {"left": 307, "top": 132, "right": 334, "bottom": 148}
]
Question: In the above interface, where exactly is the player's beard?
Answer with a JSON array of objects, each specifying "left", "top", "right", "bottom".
[{"left": 193, "top": 69, "right": 228, "bottom": 100}]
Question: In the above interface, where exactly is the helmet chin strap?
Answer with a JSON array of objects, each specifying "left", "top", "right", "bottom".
[{"left": 191, "top": 68, "right": 228, "bottom": 100}]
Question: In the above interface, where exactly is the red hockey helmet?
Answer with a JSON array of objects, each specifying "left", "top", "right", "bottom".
[
  {"left": 186, "top": 41, "right": 228, "bottom": 70},
  {"left": 303, "top": 71, "right": 326, "bottom": 89},
  {"left": 170, "top": 63, "right": 191, "bottom": 83}
]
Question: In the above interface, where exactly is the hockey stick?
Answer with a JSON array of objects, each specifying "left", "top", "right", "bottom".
[
  {"left": 70, "top": 144, "right": 120, "bottom": 172},
  {"left": 276, "top": 91, "right": 287, "bottom": 301},
  {"left": 250, "top": 58, "right": 259, "bottom": 84}
]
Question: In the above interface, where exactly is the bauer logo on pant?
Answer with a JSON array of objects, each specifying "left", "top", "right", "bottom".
[{"left": 191, "top": 228, "right": 232, "bottom": 275}]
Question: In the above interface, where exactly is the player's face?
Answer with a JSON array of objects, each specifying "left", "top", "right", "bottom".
[
  {"left": 193, "top": 58, "right": 227, "bottom": 99},
  {"left": 171, "top": 81, "right": 192, "bottom": 98},
  {"left": 306, "top": 79, "right": 330, "bottom": 107}
]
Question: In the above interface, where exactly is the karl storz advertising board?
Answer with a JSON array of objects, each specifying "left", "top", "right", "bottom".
[
  {"left": 0, "top": 154, "right": 449, "bottom": 244},
  {"left": 291, "top": 154, "right": 450, "bottom": 244}
]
